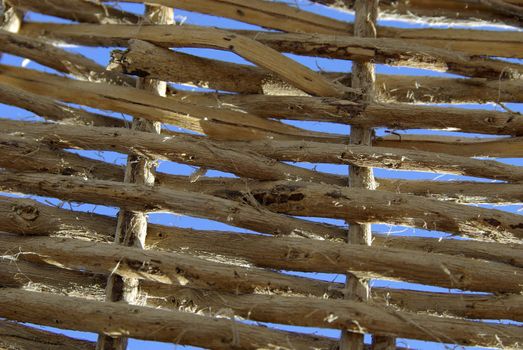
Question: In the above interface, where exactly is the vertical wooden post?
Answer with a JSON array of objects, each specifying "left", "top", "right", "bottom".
[
  {"left": 95, "top": 4, "right": 173, "bottom": 350},
  {"left": 341, "top": 1, "right": 395, "bottom": 349}
]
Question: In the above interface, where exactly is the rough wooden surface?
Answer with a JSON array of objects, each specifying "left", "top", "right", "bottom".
[
  {"left": 0, "top": 288, "right": 338, "bottom": 350},
  {"left": 2, "top": 135, "right": 522, "bottom": 205},
  {"left": 0, "top": 320, "right": 95, "bottom": 350}
]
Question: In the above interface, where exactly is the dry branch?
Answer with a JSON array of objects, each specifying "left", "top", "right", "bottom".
[
  {"left": 4, "top": 117, "right": 522, "bottom": 184},
  {"left": 16, "top": 22, "right": 523, "bottom": 103},
  {"left": 6, "top": 0, "right": 139, "bottom": 24},
  {"left": 0, "top": 288, "right": 337, "bottom": 350},
  {"left": 310, "top": 0, "right": 523, "bottom": 27},
  {"left": 0, "top": 172, "right": 347, "bottom": 240},
  {"left": 0, "top": 234, "right": 337, "bottom": 296},
  {"left": 2, "top": 134, "right": 522, "bottom": 205},
  {"left": 5, "top": 286, "right": 522, "bottom": 349},
  {"left": 236, "top": 30, "right": 523, "bottom": 79},
  {"left": 114, "top": 40, "right": 523, "bottom": 138},
  {"left": 0, "top": 120, "right": 345, "bottom": 185},
  {"left": 170, "top": 91, "right": 523, "bottom": 137},
  {"left": 16, "top": 22, "right": 522, "bottom": 79},
  {"left": 2, "top": 171, "right": 523, "bottom": 242},
  {"left": 236, "top": 139, "right": 523, "bottom": 182},
  {"left": 0, "top": 30, "right": 133, "bottom": 85},
  {"left": 103, "top": 0, "right": 523, "bottom": 58},
  {"left": 0, "top": 84, "right": 124, "bottom": 127},
  {"left": 2, "top": 195, "right": 522, "bottom": 269},
  {"left": 3, "top": 258, "right": 522, "bottom": 323},
  {"left": 0, "top": 320, "right": 95, "bottom": 350},
  {"left": 0, "top": 64, "right": 346, "bottom": 143}
]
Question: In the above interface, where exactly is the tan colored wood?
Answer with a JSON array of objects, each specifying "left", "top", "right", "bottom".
[
  {"left": 235, "top": 139, "right": 523, "bottom": 182},
  {"left": 1, "top": 190, "right": 522, "bottom": 268},
  {"left": 0, "top": 320, "right": 95, "bottom": 350},
  {"left": 6, "top": 0, "right": 139, "bottom": 24},
  {"left": 2, "top": 133, "right": 523, "bottom": 205},
  {"left": 0, "top": 120, "right": 345, "bottom": 185},
  {"left": 0, "top": 30, "right": 132, "bottom": 85},
  {"left": 2, "top": 171, "right": 523, "bottom": 242},
  {"left": 3, "top": 287, "right": 523, "bottom": 349},
  {"left": 17, "top": 22, "right": 523, "bottom": 103},
  {"left": 4, "top": 117, "right": 523, "bottom": 184},
  {"left": 3, "top": 258, "right": 522, "bottom": 323},
  {"left": 97, "top": 5, "right": 174, "bottom": 350},
  {"left": 236, "top": 31, "right": 523, "bottom": 79},
  {"left": 113, "top": 41, "right": 523, "bottom": 139},
  {"left": 0, "top": 84, "right": 124, "bottom": 127},
  {"left": 0, "top": 288, "right": 337, "bottom": 350},
  {"left": 0, "top": 234, "right": 338, "bottom": 296},
  {"left": 310, "top": 0, "right": 523, "bottom": 27},
  {"left": 343, "top": 1, "right": 379, "bottom": 348},
  {"left": 0, "top": 64, "right": 346, "bottom": 143}
]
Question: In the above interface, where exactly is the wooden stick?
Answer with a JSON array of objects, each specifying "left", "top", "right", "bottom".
[
  {"left": 0, "top": 288, "right": 338, "bottom": 350},
  {"left": 22, "top": 0, "right": 523, "bottom": 58},
  {"left": 3, "top": 258, "right": 522, "bottom": 323},
  {"left": 2, "top": 133, "right": 523, "bottom": 205},
  {"left": 15, "top": 22, "right": 522, "bottom": 80},
  {"left": 235, "top": 30, "right": 523, "bottom": 80},
  {"left": 114, "top": 40, "right": 523, "bottom": 137},
  {"left": 0, "top": 64, "right": 346, "bottom": 143},
  {"left": 1, "top": 194, "right": 522, "bottom": 269},
  {"left": 309, "top": 0, "right": 523, "bottom": 27},
  {"left": 0, "top": 120, "right": 345, "bottom": 185},
  {"left": 2, "top": 287, "right": 522, "bottom": 348},
  {"left": 0, "top": 30, "right": 133, "bottom": 85},
  {"left": 0, "top": 320, "right": 95, "bottom": 350},
  {"left": 343, "top": 1, "right": 378, "bottom": 348},
  {"left": 17, "top": 22, "right": 523, "bottom": 104},
  {"left": 0, "top": 234, "right": 339, "bottom": 296},
  {"left": 6, "top": 0, "right": 139, "bottom": 24},
  {"left": 97, "top": 5, "right": 174, "bottom": 350},
  {"left": 4, "top": 117, "right": 522, "bottom": 184},
  {"left": 2, "top": 171, "right": 523, "bottom": 242},
  {"left": 234, "top": 139, "right": 523, "bottom": 182},
  {"left": 0, "top": 84, "right": 124, "bottom": 127}
]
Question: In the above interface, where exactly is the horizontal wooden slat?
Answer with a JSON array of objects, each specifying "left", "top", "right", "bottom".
[{"left": 2, "top": 170, "right": 523, "bottom": 241}]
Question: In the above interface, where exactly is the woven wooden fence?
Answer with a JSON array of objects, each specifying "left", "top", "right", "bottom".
[{"left": 0, "top": 0, "right": 522, "bottom": 349}]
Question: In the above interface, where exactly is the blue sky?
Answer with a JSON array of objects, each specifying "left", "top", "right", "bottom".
[{"left": 1, "top": 1, "right": 522, "bottom": 349}]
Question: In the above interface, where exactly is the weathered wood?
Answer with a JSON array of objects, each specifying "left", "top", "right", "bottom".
[
  {"left": 0, "top": 234, "right": 338, "bottom": 296},
  {"left": 0, "top": 84, "right": 124, "bottom": 127},
  {"left": 104, "top": 0, "right": 523, "bottom": 58},
  {"left": 6, "top": 0, "right": 139, "bottom": 24},
  {"left": 113, "top": 40, "right": 523, "bottom": 138},
  {"left": 309, "top": 0, "right": 523, "bottom": 27},
  {"left": 235, "top": 139, "right": 523, "bottom": 182},
  {"left": 0, "top": 120, "right": 345, "bottom": 185},
  {"left": 236, "top": 31, "right": 523, "bottom": 80},
  {"left": 2, "top": 195, "right": 522, "bottom": 269},
  {"left": 1, "top": 0, "right": 22, "bottom": 33},
  {"left": 97, "top": 5, "right": 173, "bottom": 350},
  {"left": 0, "top": 30, "right": 133, "bottom": 85},
  {"left": 16, "top": 22, "right": 523, "bottom": 103},
  {"left": 15, "top": 22, "right": 523, "bottom": 80},
  {"left": 0, "top": 172, "right": 347, "bottom": 240},
  {"left": 0, "top": 64, "right": 346, "bottom": 143},
  {"left": 3, "top": 258, "right": 522, "bottom": 323},
  {"left": 2, "top": 171, "right": 523, "bottom": 242},
  {"left": 0, "top": 320, "right": 95, "bottom": 350},
  {"left": 0, "top": 288, "right": 338, "bottom": 350},
  {"left": 4, "top": 117, "right": 523, "bottom": 184},
  {"left": 22, "top": 0, "right": 523, "bottom": 58},
  {"left": 2, "top": 135, "right": 522, "bottom": 205},
  {"left": 343, "top": 0, "right": 378, "bottom": 348},
  {"left": 170, "top": 91, "right": 523, "bottom": 137}
]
